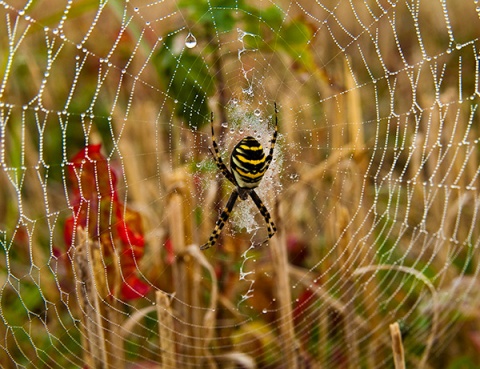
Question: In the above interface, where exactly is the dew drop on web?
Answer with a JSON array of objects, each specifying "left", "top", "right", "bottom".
[{"left": 185, "top": 32, "right": 197, "bottom": 48}]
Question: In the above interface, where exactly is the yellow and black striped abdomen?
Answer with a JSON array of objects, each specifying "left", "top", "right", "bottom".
[{"left": 230, "top": 136, "right": 267, "bottom": 189}]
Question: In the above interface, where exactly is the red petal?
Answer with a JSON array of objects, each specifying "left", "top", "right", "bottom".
[
  {"left": 121, "top": 275, "right": 150, "bottom": 300},
  {"left": 64, "top": 217, "right": 75, "bottom": 248},
  {"left": 164, "top": 238, "right": 175, "bottom": 265}
]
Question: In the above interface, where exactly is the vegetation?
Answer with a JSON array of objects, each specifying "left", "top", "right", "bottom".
[{"left": 0, "top": 0, "right": 479, "bottom": 368}]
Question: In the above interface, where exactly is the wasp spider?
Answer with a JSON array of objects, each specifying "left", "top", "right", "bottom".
[{"left": 200, "top": 103, "right": 278, "bottom": 250}]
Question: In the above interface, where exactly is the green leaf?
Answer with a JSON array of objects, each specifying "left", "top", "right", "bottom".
[{"left": 154, "top": 35, "right": 215, "bottom": 129}]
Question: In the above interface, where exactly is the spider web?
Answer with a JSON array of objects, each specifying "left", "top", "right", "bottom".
[{"left": 1, "top": 0, "right": 480, "bottom": 368}]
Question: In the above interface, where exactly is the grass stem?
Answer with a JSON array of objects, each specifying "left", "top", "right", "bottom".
[
  {"left": 271, "top": 201, "right": 299, "bottom": 368},
  {"left": 156, "top": 290, "right": 177, "bottom": 368},
  {"left": 390, "top": 322, "right": 406, "bottom": 369}
]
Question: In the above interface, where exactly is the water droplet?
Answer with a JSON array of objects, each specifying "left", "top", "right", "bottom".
[
  {"left": 262, "top": 308, "right": 267, "bottom": 314},
  {"left": 221, "top": 122, "right": 228, "bottom": 128},
  {"left": 254, "top": 109, "right": 261, "bottom": 116},
  {"left": 185, "top": 32, "right": 197, "bottom": 48}
]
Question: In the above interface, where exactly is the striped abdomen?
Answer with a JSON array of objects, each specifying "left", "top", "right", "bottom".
[{"left": 230, "top": 136, "right": 267, "bottom": 189}]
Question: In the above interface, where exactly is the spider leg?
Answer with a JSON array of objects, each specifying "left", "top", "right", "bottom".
[
  {"left": 263, "top": 102, "right": 278, "bottom": 173},
  {"left": 249, "top": 190, "right": 277, "bottom": 245},
  {"left": 200, "top": 189, "right": 239, "bottom": 250},
  {"left": 209, "top": 112, "right": 236, "bottom": 185}
]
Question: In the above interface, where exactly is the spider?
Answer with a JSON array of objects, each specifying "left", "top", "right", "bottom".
[{"left": 200, "top": 103, "right": 278, "bottom": 250}]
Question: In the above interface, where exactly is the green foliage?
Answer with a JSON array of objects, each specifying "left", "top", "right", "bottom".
[
  {"left": 447, "top": 356, "right": 480, "bottom": 369},
  {"left": 277, "top": 20, "right": 314, "bottom": 69},
  {"left": 155, "top": 1, "right": 316, "bottom": 130},
  {"left": 154, "top": 35, "right": 215, "bottom": 129},
  {"left": 179, "top": 0, "right": 241, "bottom": 33}
]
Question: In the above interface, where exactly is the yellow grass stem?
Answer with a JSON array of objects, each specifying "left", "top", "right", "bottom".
[
  {"left": 390, "top": 322, "right": 406, "bottom": 369},
  {"left": 156, "top": 290, "right": 177, "bottom": 368},
  {"left": 168, "top": 190, "right": 195, "bottom": 367},
  {"left": 345, "top": 58, "right": 365, "bottom": 155},
  {"left": 186, "top": 244, "right": 218, "bottom": 368},
  {"left": 270, "top": 201, "right": 299, "bottom": 368}
]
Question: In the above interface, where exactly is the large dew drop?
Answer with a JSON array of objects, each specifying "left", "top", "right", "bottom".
[{"left": 185, "top": 32, "right": 197, "bottom": 48}]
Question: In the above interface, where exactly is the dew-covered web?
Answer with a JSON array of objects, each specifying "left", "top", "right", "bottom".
[{"left": 1, "top": 0, "right": 480, "bottom": 368}]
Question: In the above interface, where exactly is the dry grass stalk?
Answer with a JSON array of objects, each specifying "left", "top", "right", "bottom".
[
  {"left": 72, "top": 227, "right": 123, "bottom": 369},
  {"left": 330, "top": 205, "right": 361, "bottom": 368},
  {"left": 270, "top": 201, "right": 299, "bottom": 369},
  {"left": 167, "top": 173, "right": 206, "bottom": 366},
  {"left": 186, "top": 244, "right": 218, "bottom": 368},
  {"left": 390, "top": 322, "right": 406, "bottom": 369},
  {"left": 167, "top": 190, "right": 193, "bottom": 367},
  {"left": 345, "top": 58, "right": 365, "bottom": 155},
  {"left": 156, "top": 290, "right": 177, "bottom": 368}
]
